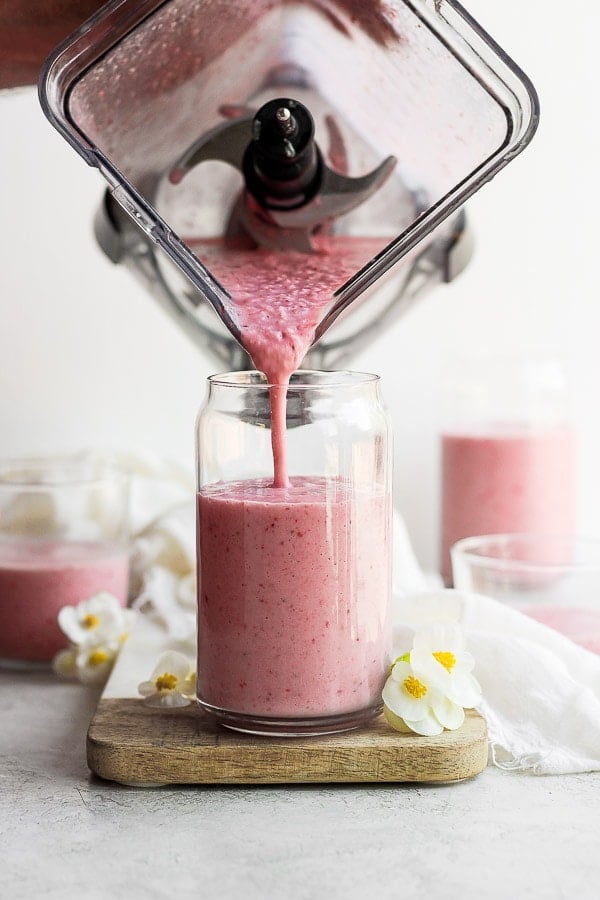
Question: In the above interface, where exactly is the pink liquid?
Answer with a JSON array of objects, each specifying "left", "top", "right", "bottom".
[
  {"left": 0, "top": 540, "right": 130, "bottom": 663},
  {"left": 525, "top": 606, "right": 600, "bottom": 654},
  {"left": 441, "top": 426, "right": 576, "bottom": 583},
  {"left": 197, "top": 477, "right": 390, "bottom": 718},
  {"left": 191, "top": 235, "right": 388, "bottom": 486}
]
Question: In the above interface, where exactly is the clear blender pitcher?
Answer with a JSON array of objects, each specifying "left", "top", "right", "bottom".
[{"left": 39, "top": 0, "right": 538, "bottom": 370}]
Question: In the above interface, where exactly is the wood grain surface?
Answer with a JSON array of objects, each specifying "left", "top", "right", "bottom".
[{"left": 87, "top": 700, "right": 488, "bottom": 786}]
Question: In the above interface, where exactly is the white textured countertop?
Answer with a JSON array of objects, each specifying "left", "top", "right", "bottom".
[{"left": 2, "top": 670, "right": 599, "bottom": 900}]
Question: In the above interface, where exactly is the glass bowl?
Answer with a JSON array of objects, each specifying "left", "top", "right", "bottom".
[{"left": 451, "top": 534, "right": 600, "bottom": 653}]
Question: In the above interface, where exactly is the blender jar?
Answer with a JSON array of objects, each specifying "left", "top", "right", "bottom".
[
  {"left": 39, "top": 0, "right": 539, "bottom": 366},
  {"left": 195, "top": 371, "right": 392, "bottom": 735}
]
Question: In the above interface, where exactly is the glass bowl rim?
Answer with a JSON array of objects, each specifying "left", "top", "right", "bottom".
[
  {"left": 0, "top": 454, "right": 130, "bottom": 490},
  {"left": 451, "top": 533, "right": 600, "bottom": 574}
]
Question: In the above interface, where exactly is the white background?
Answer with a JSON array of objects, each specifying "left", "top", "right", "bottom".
[{"left": 0, "top": 1, "right": 598, "bottom": 572}]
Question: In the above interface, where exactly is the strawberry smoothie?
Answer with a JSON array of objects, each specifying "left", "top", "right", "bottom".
[
  {"left": 441, "top": 426, "right": 576, "bottom": 584},
  {"left": 0, "top": 540, "right": 130, "bottom": 665},
  {"left": 197, "top": 476, "right": 390, "bottom": 721},
  {"left": 524, "top": 606, "right": 600, "bottom": 654}
]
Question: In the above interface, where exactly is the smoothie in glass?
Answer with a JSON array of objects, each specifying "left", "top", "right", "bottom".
[
  {"left": 197, "top": 476, "right": 390, "bottom": 718},
  {"left": 441, "top": 425, "right": 576, "bottom": 584},
  {"left": 0, "top": 540, "right": 130, "bottom": 664}
]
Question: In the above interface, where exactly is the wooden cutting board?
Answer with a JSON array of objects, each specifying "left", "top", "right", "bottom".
[{"left": 87, "top": 619, "right": 488, "bottom": 786}]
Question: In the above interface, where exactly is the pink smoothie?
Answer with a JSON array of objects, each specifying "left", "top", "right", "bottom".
[
  {"left": 197, "top": 476, "right": 391, "bottom": 718},
  {"left": 0, "top": 540, "right": 130, "bottom": 664},
  {"left": 525, "top": 606, "right": 600, "bottom": 654},
  {"left": 191, "top": 235, "right": 388, "bottom": 486},
  {"left": 441, "top": 426, "right": 576, "bottom": 584}
]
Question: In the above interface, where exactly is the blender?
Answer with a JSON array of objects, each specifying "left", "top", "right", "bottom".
[
  {"left": 38, "top": 0, "right": 539, "bottom": 736},
  {"left": 38, "top": 0, "right": 538, "bottom": 371}
]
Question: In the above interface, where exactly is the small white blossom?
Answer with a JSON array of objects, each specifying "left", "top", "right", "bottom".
[
  {"left": 410, "top": 623, "right": 482, "bottom": 709},
  {"left": 53, "top": 642, "right": 118, "bottom": 685},
  {"left": 138, "top": 650, "right": 196, "bottom": 708},
  {"left": 382, "top": 623, "right": 482, "bottom": 736},
  {"left": 53, "top": 593, "right": 136, "bottom": 687},
  {"left": 383, "top": 657, "right": 452, "bottom": 736},
  {"left": 57, "top": 592, "right": 134, "bottom": 648}
]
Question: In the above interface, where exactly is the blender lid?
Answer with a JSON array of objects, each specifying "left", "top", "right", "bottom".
[{"left": 39, "top": 0, "right": 539, "bottom": 340}]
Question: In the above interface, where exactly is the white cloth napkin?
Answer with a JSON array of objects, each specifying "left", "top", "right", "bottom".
[
  {"left": 396, "top": 591, "right": 600, "bottom": 775},
  {"left": 121, "top": 462, "right": 600, "bottom": 776},
  {"left": 76, "top": 450, "right": 198, "bottom": 645}
]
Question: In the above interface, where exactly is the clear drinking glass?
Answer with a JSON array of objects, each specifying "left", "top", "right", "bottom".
[
  {"left": 0, "top": 456, "right": 130, "bottom": 668},
  {"left": 451, "top": 534, "right": 600, "bottom": 654},
  {"left": 195, "top": 370, "right": 392, "bottom": 735},
  {"left": 440, "top": 356, "right": 577, "bottom": 585}
]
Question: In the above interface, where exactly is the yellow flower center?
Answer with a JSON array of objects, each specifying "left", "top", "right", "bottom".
[
  {"left": 403, "top": 675, "right": 428, "bottom": 699},
  {"left": 155, "top": 672, "right": 178, "bottom": 692},
  {"left": 88, "top": 649, "right": 109, "bottom": 667},
  {"left": 82, "top": 613, "right": 100, "bottom": 630},
  {"left": 433, "top": 651, "right": 456, "bottom": 673}
]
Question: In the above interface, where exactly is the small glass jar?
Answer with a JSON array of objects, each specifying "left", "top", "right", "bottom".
[
  {"left": 0, "top": 455, "right": 130, "bottom": 668},
  {"left": 196, "top": 370, "right": 392, "bottom": 736},
  {"left": 440, "top": 356, "right": 577, "bottom": 584}
]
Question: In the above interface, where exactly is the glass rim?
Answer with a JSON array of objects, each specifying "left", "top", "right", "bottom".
[
  {"left": 0, "top": 454, "right": 130, "bottom": 490},
  {"left": 451, "top": 533, "right": 600, "bottom": 574},
  {"left": 207, "top": 370, "right": 380, "bottom": 390}
]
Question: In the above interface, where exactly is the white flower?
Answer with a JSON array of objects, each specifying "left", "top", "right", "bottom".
[
  {"left": 382, "top": 623, "right": 482, "bottom": 737},
  {"left": 410, "top": 623, "right": 482, "bottom": 709},
  {"left": 382, "top": 657, "right": 453, "bottom": 736},
  {"left": 53, "top": 643, "right": 118, "bottom": 685},
  {"left": 53, "top": 593, "right": 136, "bottom": 686},
  {"left": 138, "top": 650, "right": 196, "bottom": 708},
  {"left": 58, "top": 592, "right": 135, "bottom": 647}
]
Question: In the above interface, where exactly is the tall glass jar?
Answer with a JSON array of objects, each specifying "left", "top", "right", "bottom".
[{"left": 196, "top": 370, "right": 392, "bottom": 736}]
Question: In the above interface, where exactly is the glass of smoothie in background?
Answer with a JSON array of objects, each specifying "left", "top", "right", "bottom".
[
  {"left": 440, "top": 356, "right": 576, "bottom": 585},
  {"left": 196, "top": 371, "right": 392, "bottom": 736},
  {"left": 0, "top": 456, "right": 130, "bottom": 668},
  {"left": 451, "top": 534, "right": 600, "bottom": 653}
]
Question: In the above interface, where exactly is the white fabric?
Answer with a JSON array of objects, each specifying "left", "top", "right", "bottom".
[
  {"left": 120, "top": 460, "right": 600, "bottom": 776},
  {"left": 89, "top": 451, "right": 197, "bottom": 646},
  {"left": 395, "top": 591, "right": 600, "bottom": 775}
]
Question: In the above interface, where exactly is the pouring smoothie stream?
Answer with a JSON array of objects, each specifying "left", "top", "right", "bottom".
[{"left": 192, "top": 234, "right": 387, "bottom": 487}]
